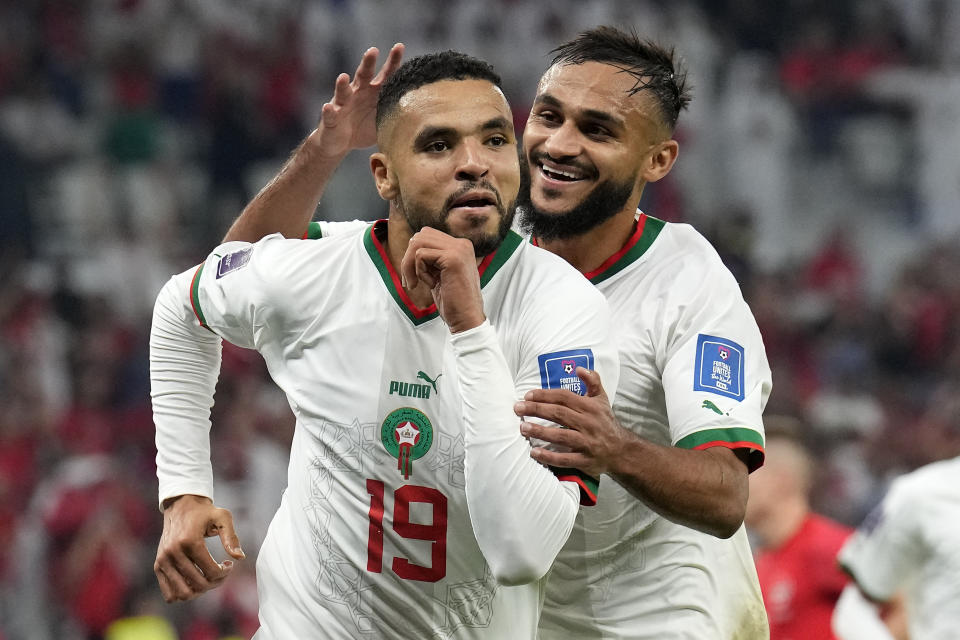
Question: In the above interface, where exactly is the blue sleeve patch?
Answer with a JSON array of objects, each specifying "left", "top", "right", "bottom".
[
  {"left": 216, "top": 247, "right": 253, "bottom": 278},
  {"left": 693, "top": 334, "right": 745, "bottom": 401},
  {"left": 538, "top": 349, "right": 594, "bottom": 395}
]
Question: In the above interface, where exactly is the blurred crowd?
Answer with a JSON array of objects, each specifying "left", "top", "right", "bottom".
[{"left": 0, "top": 1, "right": 958, "bottom": 638}]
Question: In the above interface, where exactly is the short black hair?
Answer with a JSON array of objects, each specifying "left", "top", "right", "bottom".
[
  {"left": 549, "top": 26, "right": 691, "bottom": 131},
  {"left": 376, "top": 51, "right": 502, "bottom": 128}
]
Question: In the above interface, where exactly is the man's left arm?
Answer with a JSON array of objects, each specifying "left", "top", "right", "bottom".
[
  {"left": 517, "top": 252, "right": 769, "bottom": 538},
  {"left": 402, "top": 231, "right": 619, "bottom": 584}
]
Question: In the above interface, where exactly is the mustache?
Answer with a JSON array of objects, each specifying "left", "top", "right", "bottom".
[
  {"left": 443, "top": 180, "right": 504, "bottom": 213},
  {"left": 528, "top": 150, "right": 598, "bottom": 180}
]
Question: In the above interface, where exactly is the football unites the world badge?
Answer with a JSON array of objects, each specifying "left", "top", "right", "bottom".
[{"left": 380, "top": 407, "right": 434, "bottom": 480}]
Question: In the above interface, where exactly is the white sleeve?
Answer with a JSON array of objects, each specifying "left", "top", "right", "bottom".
[
  {"left": 150, "top": 269, "right": 223, "bottom": 510},
  {"left": 832, "top": 584, "right": 896, "bottom": 640},
  {"left": 451, "top": 321, "right": 580, "bottom": 586},
  {"left": 304, "top": 219, "right": 372, "bottom": 239},
  {"left": 838, "top": 479, "right": 919, "bottom": 602},
  {"left": 660, "top": 245, "right": 770, "bottom": 470}
]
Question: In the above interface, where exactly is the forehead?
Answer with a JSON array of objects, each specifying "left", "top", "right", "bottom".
[
  {"left": 536, "top": 61, "right": 660, "bottom": 128},
  {"left": 390, "top": 78, "right": 512, "bottom": 139}
]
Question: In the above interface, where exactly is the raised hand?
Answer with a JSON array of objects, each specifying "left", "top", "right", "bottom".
[
  {"left": 317, "top": 42, "right": 405, "bottom": 157},
  {"left": 153, "top": 494, "right": 245, "bottom": 602}
]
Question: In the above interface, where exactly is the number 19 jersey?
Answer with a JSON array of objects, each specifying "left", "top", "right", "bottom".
[{"left": 158, "top": 221, "right": 618, "bottom": 639}]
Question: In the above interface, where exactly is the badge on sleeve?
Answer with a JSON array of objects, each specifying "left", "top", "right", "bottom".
[
  {"left": 693, "top": 334, "right": 744, "bottom": 401},
  {"left": 538, "top": 349, "right": 594, "bottom": 395},
  {"left": 216, "top": 247, "right": 253, "bottom": 278}
]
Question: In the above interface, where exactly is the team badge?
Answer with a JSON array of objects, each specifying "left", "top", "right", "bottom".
[
  {"left": 538, "top": 349, "right": 595, "bottom": 395},
  {"left": 693, "top": 334, "right": 745, "bottom": 401},
  {"left": 380, "top": 407, "right": 434, "bottom": 480},
  {"left": 216, "top": 247, "right": 253, "bottom": 278}
]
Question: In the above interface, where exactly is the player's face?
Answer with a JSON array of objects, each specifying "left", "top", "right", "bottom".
[
  {"left": 377, "top": 79, "right": 520, "bottom": 257},
  {"left": 519, "top": 61, "right": 669, "bottom": 239}
]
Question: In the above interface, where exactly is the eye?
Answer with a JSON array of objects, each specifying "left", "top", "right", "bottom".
[
  {"left": 533, "top": 109, "right": 561, "bottom": 125},
  {"left": 424, "top": 140, "right": 450, "bottom": 153},
  {"left": 584, "top": 123, "right": 612, "bottom": 139},
  {"left": 487, "top": 134, "right": 509, "bottom": 147}
]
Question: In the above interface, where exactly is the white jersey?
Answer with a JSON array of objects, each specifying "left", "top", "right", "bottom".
[
  {"left": 536, "top": 213, "right": 771, "bottom": 640},
  {"left": 307, "top": 214, "right": 772, "bottom": 638},
  {"left": 838, "top": 457, "right": 960, "bottom": 640},
  {"left": 151, "top": 221, "right": 619, "bottom": 639}
]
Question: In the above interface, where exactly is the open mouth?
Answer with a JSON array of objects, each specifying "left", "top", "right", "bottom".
[
  {"left": 537, "top": 159, "right": 590, "bottom": 183},
  {"left": 449, "top": 191, "right": 498, "bottom": 211}
]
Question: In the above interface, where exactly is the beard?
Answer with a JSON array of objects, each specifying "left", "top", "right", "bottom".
[
  {"left": 516, "top": 152, "right": 635, "bottom": 241},
  {"left": 398, "top": 180, "right": 516, "bottom": 257}
]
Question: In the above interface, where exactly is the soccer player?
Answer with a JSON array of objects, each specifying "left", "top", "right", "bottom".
[
  {"left": 224, "top": 28, "right": 772, "bottom": 639},
  {"left": 832, "top": 395, "right": 960, "bottom": 640},
  {"left": 150, "top": 51, "right": 619, "bottom": 639},
  {"left": 745, "top": 418, "right": 852, "bottom": 638}
]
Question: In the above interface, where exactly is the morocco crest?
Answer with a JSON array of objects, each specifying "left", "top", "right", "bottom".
[{"left": 380, "top": 407, "right": 434, "bottom": 479}]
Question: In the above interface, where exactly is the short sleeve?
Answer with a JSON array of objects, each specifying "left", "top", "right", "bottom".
[{"left": 660, "top": 248, "right": 770, "bottom": 471}]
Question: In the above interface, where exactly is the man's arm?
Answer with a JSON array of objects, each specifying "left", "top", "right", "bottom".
[
  {"left": 402, "top": 230, "right": 616, "bottom": 585},
  {"left": 150, "top": 269, "right": 245, "bottom": 601},
  {"left": 223, "top": 43, "right": 403, "bottom": 243},
  {"left": 515, "top": 375, "right": 749, "bottom": 538}
]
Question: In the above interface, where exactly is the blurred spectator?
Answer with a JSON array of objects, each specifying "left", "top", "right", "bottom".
[{"left": 746, "top": 417, "right": 853, "bottom": 639}]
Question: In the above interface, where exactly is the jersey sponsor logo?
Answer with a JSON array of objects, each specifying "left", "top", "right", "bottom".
[
  {"left": 380, "top": 407, "right": 434, "bottom": 480},
  {"left": 701, "top": 399, "right": 727, "bottom": 415},
  {"left": 537, "top": 348, "right": 594, "bottom": 395},
  {"left": 694, "top": 334, "right": 745, "bottom": 401},
  {"left": 388, "top": 371, "right": 442, "bottom": 398},
  {"left": 215, "top": 247, "right": 252, "bottom": 278}
]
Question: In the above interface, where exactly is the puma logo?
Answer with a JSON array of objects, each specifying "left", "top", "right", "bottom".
[
  {"left": 417, "top": 371, "right": 442, "bottom": 394},
  {"left": 701, "top": 399, "right": 725, "bottom": 415}
]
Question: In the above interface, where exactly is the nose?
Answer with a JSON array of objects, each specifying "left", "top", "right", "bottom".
[
  {"left": 455, "top": 138, "right": 489, "bottom": 181},
  {"left": 542, "top": 121, "right": 582, "bottom": 160}
]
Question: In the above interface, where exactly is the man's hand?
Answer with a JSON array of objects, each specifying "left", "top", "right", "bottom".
[
  {"left": 314, "top": 42, "right": 405, "bottom": 158},
  {"left": 514, "top": 367, "right": 629, "bottom": 478},
  {"left": 400, "top": 228, "right": 485, "bottom": 333},
  {"left": 154, "top": 494, "right": 245, "bottom": 603}
]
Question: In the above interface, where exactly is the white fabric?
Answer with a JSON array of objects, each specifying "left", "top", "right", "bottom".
[
  {"left": 831, "top": 584, "right": 897, "bottom": 640},
  {"left": 838, "top": 457, "right": 960, "bottom": 640},
  {"left": 151, "top": 226, "right": 618, "bottom": 639},
  {"left": 538, "top": 219, "right": 771, "bottom": 640}
]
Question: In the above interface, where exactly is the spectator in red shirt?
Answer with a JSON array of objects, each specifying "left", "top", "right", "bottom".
[{"left": 746, "top": 417, "right": 853, "bottom": 639}]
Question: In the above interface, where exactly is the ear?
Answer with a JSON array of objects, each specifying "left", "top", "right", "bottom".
[
  {"left": 642, "top": 139, "right": 679, "bottom": 184},
  {"left": 370, "top": 152, "right": 398, "bottom": 201}
]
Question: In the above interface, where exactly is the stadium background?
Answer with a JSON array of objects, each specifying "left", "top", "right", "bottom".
[{"left": 0, "top": 1, "right": 958, "bottom": 638}]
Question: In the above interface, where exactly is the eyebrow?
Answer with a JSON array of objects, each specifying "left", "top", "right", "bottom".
[
  {"left": 412, "top": 117, "right": 513, "bottom": 149},
  {"left": 534, "top": 93, "right": 625, "bottom": 130}
]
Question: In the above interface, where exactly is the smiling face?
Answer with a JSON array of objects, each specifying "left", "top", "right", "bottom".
[
  {"left": 519, "top": 61, "right": 678, "bottom": 240},
  {"left": 372, "top": 78, "right": 520, "bottom": 257}
]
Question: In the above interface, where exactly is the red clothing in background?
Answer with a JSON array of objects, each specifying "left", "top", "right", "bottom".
[{"left": 756, "top": 513, "right": 853, "bottom": 639}]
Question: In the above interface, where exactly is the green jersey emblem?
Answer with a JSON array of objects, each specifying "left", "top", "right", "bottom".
[
  {"left": 416, "top": 370, "right": 442, "bottom": 393},
  {"left": 380, "top": 407, "right": 434, "bottom": 479}
]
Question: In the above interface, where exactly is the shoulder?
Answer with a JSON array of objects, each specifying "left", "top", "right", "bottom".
[
  {"left": 656, "top": 222, "right": 736, "bottom": 284},
  {"left": 511, "top": 240, "right": 606, "bottom": 305}
]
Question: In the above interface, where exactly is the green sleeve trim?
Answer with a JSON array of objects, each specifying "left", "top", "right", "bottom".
[
  {"left": 550, "top": 466, "right": 600, "bottom": 506},
  {"left": 189, "top": 264, "right": 209, "bottom": 329},
  {"left": 304, "top": 221, "right": 323, "bottom": 239},
  {"left": 675, "top": 427, "right": 766, "bottom": 472}
]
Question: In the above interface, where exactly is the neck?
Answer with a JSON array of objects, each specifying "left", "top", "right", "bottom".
[
  {"left": 753, "top": 496, "right": 809, "bottom": 549},
  {"left": 536, "top": 208, "right": 638, "bottom": 274}
]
